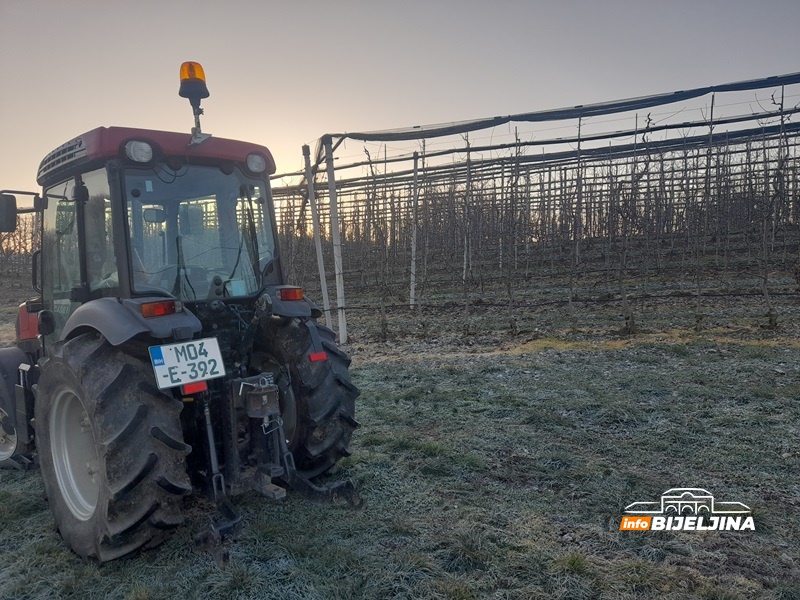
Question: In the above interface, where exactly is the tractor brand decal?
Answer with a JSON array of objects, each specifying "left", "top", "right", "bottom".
[
  {"left": 53, "top": 299, "right": 73, "bottom": 316},
  {"left": 620, "top": 488, "right": 754, "bottom": 532}
]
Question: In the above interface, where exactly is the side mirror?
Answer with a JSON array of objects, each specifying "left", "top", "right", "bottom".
[
  {"left": 38, "top": 310, "right": 56, "bottom": 336},
  {"left": 0, "top": 194, "right": 17, "bottom": 232}
]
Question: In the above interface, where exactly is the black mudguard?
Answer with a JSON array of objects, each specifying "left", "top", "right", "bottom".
[{"left": 61, "top": 297, "right": 202, "bottom": 345}]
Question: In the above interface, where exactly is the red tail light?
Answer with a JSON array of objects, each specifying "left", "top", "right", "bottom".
[
  {"left": 141, "top": 300, "right": 182, "bottom": 318},
  {"left": 278, "top": 287, "right": 304, "bottom": 301},
  {"left": 181, "top": 381, "right": 208, "bottom": 395}
]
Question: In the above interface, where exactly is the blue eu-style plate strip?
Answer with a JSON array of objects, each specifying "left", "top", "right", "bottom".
[{"left": 149, "top": 346, "right": 165, "bottom": 366}]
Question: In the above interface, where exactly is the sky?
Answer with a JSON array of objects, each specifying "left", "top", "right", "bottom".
[{"left": 2, "top": 0, "right": 799, "bottom": 198}]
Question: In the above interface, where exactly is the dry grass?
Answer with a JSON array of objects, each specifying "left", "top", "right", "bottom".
[{"left": 1, "top": 271, "right": 799, "bottom": 599}]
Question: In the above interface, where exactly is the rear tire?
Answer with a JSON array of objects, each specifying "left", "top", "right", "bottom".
[
  {"left": 260, "top": 318, "right": 359, "bottom": 478},
  {"left": 36, "top": 332, "right": 192, "bottom": 561}
]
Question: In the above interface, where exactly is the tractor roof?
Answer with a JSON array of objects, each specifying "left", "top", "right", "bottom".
[{"left": 37, "top": 126, "right": 276, "bottom": 187}]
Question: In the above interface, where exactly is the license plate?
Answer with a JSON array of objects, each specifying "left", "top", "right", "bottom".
[{"left": 148, "top": 338, "right": 226, "bottom": 390}]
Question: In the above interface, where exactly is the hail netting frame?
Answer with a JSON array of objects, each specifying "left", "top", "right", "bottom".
[{"left": 269, "top": 72, "right": 800, "bottom": 342}]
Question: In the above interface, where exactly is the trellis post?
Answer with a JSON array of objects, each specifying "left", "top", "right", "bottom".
[
  {"left": 302, "top": 144, "right": 332, "bottom": 330},
  {"left": 323, "top": 135, "right": 347, "bottom": 343},
  {"left": 410, "top": 151, "right": 419, "bottom": 307}
]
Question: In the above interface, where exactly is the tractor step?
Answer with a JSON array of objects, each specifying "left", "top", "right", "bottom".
[{"left": 0, "top": 453, "right": 36, "bottom": 471}]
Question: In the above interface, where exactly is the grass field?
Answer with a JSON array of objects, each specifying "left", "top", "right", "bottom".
[{"left": 1, "top": 273, "right": 799, "bottom": 599}]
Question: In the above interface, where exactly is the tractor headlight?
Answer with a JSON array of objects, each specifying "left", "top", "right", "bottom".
[
  {"left": 246, "top": 153, "right": 267, "bottom": 173},
  {"left": 125, "top": 141, "right": 154, "bottom": 163}
]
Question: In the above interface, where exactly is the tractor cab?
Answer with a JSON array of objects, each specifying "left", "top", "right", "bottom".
[{"left": 35, "top": 126, "right": 282, "bottom": 342}]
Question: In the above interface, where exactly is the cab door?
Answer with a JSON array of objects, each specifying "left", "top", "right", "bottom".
[{"left": 41, "top": 169, "right": 113, "bottom": 341}]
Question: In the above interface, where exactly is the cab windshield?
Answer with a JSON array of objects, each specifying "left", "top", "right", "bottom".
[{"left": 125, "top": 164, "right": 275, "bottom": 301}]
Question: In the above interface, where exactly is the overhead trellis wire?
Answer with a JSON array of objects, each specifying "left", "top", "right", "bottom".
[{"left": 313, "top": 71, "right": 800, "bottom": 159}]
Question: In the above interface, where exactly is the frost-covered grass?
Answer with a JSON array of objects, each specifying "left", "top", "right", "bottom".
[{"left": 1, "top": 279, "right": 799, "bottom": 599}]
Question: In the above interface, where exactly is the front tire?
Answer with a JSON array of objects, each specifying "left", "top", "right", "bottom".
[
  {"left": 36, "top": 333, "right": 192, "bottom": 561},
  {"left": 0, "top": 347, "right": 32, "bottom": 468},
  {"left": 0, "top": 405, "right": 20, "bottom": 465}
]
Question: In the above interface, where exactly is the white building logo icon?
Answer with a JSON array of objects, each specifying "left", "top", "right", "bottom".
[{"left": 620, "top": 488, "right": 754, "bottom": 531}]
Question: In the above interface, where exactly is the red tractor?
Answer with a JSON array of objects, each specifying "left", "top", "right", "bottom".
[{"left": 0, "top": 63, "right": 359, "bottom": 562}]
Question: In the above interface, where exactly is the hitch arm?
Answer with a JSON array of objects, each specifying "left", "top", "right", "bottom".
[
  {"left": 277, "top": 428, "right": 363, "bottom": 509},
  {"left": 193, "top": 495, "right": 241, "bottom": 568},
  {"left": 193, "top": 397, "right": 242, "bottom": 566}
]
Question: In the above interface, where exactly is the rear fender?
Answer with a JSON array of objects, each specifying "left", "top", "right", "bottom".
[
  {"left": 263, "top": 285, "right": 321, "bottom": 318},
  {"left": 61, "top": 297, "right": 202, "bottom": 346}
]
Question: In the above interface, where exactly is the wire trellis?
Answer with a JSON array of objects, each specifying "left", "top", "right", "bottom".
[{"left": 271, "top": 73, "right": 800, "bottom": 339}]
